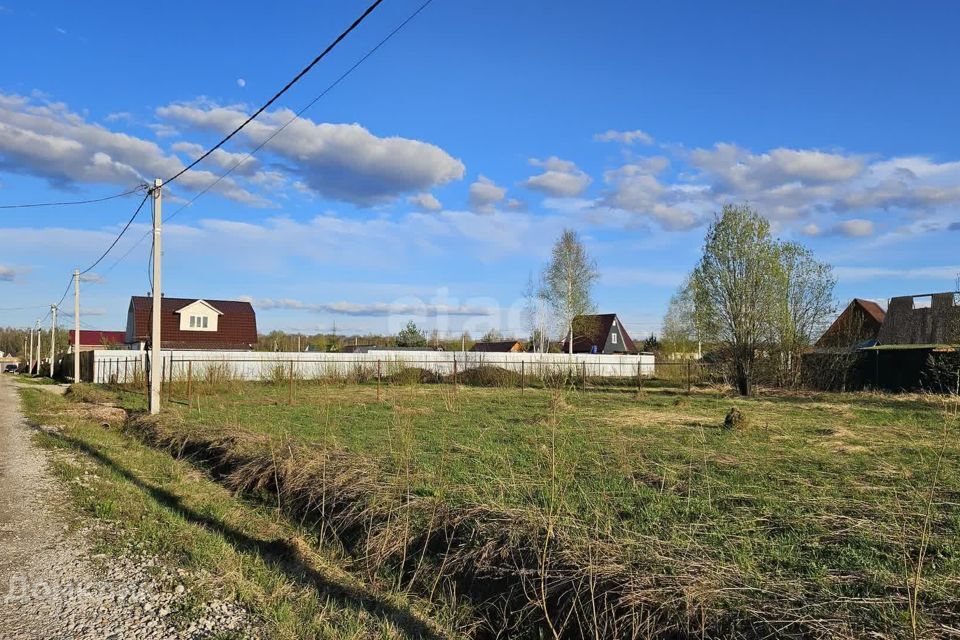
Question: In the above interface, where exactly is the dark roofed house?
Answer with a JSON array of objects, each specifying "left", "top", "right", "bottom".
[
  {"left": 68, "top": 330, "right": 129, "bottom": 353},
  {"left": 126, "top": 296, "right": 257, "bottom": 350},
  {"left": 470, "top": 340, "right": 524, "bottom": 353},
  {"left": 562, "top": 313, "right": 636, "bottom": 354},
  {"left": 815, "top": 298, "right": 886, "bottom": 350}
]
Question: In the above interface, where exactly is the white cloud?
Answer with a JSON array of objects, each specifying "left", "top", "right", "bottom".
[
  {"left": 600, "top": 164, "right": 707, "bottom": 231},
  {"left": 0, "top": 93, "right": 266, "bottom": 206},
  {"left": 594, "top": 129, "right": 655, "bottom": 145},
  {"left": 245, "top": 297, "right": 495, "bottom": 317},
  {"left": 834, "top": 219, "right": 874, "bottom": 237},
  {"left": 104, "top": 112, "right": 132, "bottom": 123},
  {"left": 468, "top": 175, "right": 506, "bottom": 212},
  {"left": 171, "top": 141, "right": 259, "bottom": 176},
  {"left": 408, "top": 192, "right": 442, "bottom": 211},
  {"left": 523, "top": 156, "right": 592, "bottom": 198},
  {"left": 236, "top": 78, "right": 246, "bottom": 88},
  {"left": 0, "top": 265, "right": 16, "bottom": 281},
  {"left": 157, "top": 100, "right": 465, "bottom": 205}
]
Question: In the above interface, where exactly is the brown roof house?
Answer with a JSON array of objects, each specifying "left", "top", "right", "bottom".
[
  {"left": 815, "top": 298, "right": 886, "bottom": 351},
  {"left": 562, "top": 313, "right": 637, "bottom": 354},
  {"left": 470, "top": 340, "right": 524, "bottom": 353},
  {"left": 68, "top": 330, "right": 129, "bottom": 353},
  {"left": 126, "top": 296, "right": 257, "bottom": 350}
]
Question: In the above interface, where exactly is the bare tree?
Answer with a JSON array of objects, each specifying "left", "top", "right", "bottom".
[
  {"left": 522, "top": 272, "right": 551, "bottom": 353},
  {"left": 661, "top": 276, "right": 703, "bottom": 359},
  {"left": 691, "top": 205, "right": 781, "bottom": 395},
  {"left": 541, "top": 229, "right": 599, "bottom": 355}
]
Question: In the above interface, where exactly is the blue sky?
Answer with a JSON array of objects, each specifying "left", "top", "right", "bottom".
[{"left": 1, "top": 1, "right": 959, "bottom": 339}]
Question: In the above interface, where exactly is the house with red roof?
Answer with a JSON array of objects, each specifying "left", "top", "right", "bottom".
[
  {"left": 125, "top": 296, "right": 257, "bottom": 350},
  {"left": 68, "top": 330, "right": 129, "bottom": 353}
]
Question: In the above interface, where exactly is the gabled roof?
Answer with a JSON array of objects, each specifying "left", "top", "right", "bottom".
[
  {"left": 854, "top": 299, "right": 886, "bottom": 324},
  {"left": 563, "top": 313, "right": 637, "bottom": 352},
  {"left": 128, "top": 296, "right": 257, "bottom": 349},
  {"left": 470, "top": 340, "right": 524, "bottom": 352},
  {"left": 175, "top": 299, "right": 224, "bottom": 315}
]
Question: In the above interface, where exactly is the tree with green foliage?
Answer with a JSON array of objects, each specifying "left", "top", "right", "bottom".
[
  {"left": 396, "top": 320, "right": 427, "bottom": 348},
  {"left": 775, "top": 242, "right": 836, "bottom": 385},
  {"left": 642, "top": 334, "right": 661, "bottom": 354},
  {"left": 689, "top": 204, "right": 835, "bottom": 395},
  {"left": 541, "top": 229, "right": 599, "bottom": 354},
  {"left": 480, "top": 328, "right": 504, "bottom": 342}
]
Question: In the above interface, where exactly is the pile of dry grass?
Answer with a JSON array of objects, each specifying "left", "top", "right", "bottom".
[{"left": 449, "top": 365, "right": 522, "bottom": 387}]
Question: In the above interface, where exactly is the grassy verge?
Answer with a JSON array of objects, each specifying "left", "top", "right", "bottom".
[
  {"left": 93, "top": 379, "right": 960, "bottom": 638},
  {"left": 14, "top": 374, "right": 59, "bottom": 385},
  {"left": 19, "top": 386, "right": 463, "bottom": 639}
]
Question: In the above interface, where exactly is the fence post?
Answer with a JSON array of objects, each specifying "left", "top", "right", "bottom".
[
  {"left": 521, "top": 360, "right": 525, "bottom": 393},
  {"left": 637, "top": 359, "right": 642, "bottom": 394},
  {"left": 581, "top": 361, "right": 586, "bottom": 392},
  {"left": 686, "top": 359, "right": 692, "bottom": 393},
  {"left": 167, "top": 358, "right": 174, "bottom": 402},
  {"left": 289, "top": 360, "right": 295, "bottom": 405},
  {"left": 453, "top": 356, "right": 458, "bottom": 391},
  {"left": 377, "top": 359, "right": 381, "bottom": 401}
]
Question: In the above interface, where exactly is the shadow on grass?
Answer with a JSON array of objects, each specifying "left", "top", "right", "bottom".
[{"left": 46, "top": 429, "right": 447, "bottom": 640}]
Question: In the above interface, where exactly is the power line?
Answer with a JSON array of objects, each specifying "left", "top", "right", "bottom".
[
  {"left": 0, "top": 184, "right": 146, "bottom": 210},
  {"left": 79, "top": 192, "right": 151, "bottom": 276},
  {"left": 163, "top": 0, "right": 386, "bottom": 188},
  {"left": 169, "top": 0, "right": 434, "bottom": 224},
  {"left": 0, "top": 305, "right": 48, "bottom": 311},
  {"left": 134, "top": 0, "right": 434, "bottom": 239}
]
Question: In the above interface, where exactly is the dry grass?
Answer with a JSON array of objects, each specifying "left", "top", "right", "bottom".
[{"left": 67, "top": 381, "right": 960, "bottom": 638}]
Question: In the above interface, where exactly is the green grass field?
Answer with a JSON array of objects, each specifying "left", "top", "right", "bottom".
[{"left": 68, "top": 380, "right": 960, "bottom": 636}]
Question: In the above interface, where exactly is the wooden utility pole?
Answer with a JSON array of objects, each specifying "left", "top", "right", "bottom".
[
  {"left": 149, "top": 178, "right": 163, "bottom": 415},
  {"left": 27, "top": 326, "right": 33, "bottom": 375},
  {"left": 73, "top": 269, "right": 81, "bottom": 382},
  {"left": 49, "top": 304, "right": 57, "bottom": 378}
]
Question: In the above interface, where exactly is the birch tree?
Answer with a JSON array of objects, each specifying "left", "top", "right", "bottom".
[
  {"left": 542, "top": 229, "right": 599, "bottom": 354},
  {"left": 522, "top": 272, "right": 551, "bottom": 353},
  {"left": 775, "top": 242, "right": 836, "bottom": 384}
]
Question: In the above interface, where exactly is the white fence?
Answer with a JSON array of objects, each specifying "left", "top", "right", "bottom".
[{"left": 89, "top": 349, "right": 655, "bottom": 384}]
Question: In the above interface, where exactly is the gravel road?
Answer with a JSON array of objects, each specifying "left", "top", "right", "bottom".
[{"left": 0, "top": 376, "right": 259, "bottom": 639}]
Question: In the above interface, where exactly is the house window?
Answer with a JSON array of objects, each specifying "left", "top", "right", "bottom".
[
  {"left": 189, "top": 315, "right": 208, "bottom": 329},
  {"left": 612, "top": 333, "right": 618, "bottom": 344}
]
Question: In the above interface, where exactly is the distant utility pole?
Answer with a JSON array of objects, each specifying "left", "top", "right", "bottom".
[
  {"left": 149, "top": 178, "right": 163, "bottom": 415},
  {"left": 27, "top": 326, "right": 33, "bottom": 375},
  {"left": 74, "top": 269, "right": 81, "bottom": 382},
  {"left": 49, "top": 304, "right": 57, "bottom": 378},
  {"left": 34, "top": 319, "right": 40, "bottom": 375}
]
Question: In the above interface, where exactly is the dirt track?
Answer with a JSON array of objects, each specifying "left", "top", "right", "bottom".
[{"left": 0, "top": 376, "right": 258, "bottom": 638}]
